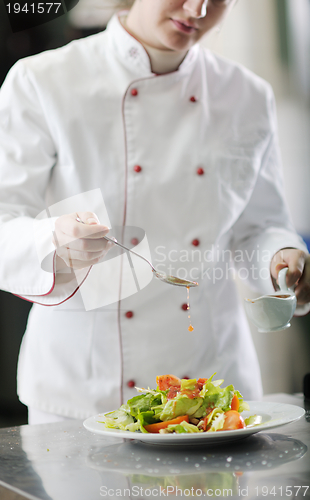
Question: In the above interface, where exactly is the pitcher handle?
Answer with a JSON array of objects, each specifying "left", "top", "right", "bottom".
[{"left": 278, "top": 267, "right": 295, "bottom": 294}]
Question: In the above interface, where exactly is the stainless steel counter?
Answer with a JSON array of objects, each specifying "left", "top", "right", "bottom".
[{"left": 0, "top": 394, "right": 309, "bottom": 500}]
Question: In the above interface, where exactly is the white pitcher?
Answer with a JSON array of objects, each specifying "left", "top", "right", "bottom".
[{"left": 244, "top": 267, "right": 297, "bottom": 332}]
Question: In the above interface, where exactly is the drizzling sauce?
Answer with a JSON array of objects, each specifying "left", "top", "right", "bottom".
[{"left": 186, "top": 286, "right": 194, "bottom": 332}]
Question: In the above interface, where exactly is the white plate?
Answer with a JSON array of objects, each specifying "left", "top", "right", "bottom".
[{"left": 83, "top": 402, "right": 305, "bottom": 445}]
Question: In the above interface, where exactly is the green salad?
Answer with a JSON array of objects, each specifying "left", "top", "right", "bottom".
[{"left": 99, "top": 374, "right": 260, "bottom": 434}]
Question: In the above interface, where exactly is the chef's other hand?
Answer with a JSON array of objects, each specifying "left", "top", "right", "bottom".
[
  {"left": 53, "top": 212, "right": 113, "bottom": 270},
  {"left": 271, "top": 248, "right": 310, "bottom": 305}
]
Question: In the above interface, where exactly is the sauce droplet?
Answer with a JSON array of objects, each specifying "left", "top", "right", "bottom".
[{"left": 187, "top": 286, "right": 194, "bottom": 332}]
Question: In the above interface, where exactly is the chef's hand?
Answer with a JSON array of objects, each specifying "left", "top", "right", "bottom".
[
  {"left": 53, "top": 212, "right": 113, "bottom": 271},
  {"left": 271, "top": 248, "right": 310, "bottom": 306}
]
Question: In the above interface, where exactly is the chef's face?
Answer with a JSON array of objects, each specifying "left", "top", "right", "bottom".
[{"left": 127, "top": 0, "right": 236, "bottom": 52}]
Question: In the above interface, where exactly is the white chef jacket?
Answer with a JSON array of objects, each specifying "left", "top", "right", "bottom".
[{"left": 0, "top": 13, "right": 308, "bottom": 418}]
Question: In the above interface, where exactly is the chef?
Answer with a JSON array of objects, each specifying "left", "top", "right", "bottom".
[{"left": 0, "top": 0, "right": 309, "bottom": 424}]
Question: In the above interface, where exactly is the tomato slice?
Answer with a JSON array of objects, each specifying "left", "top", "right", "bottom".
[
  {"left": 156, "top": 374, "right": 181, "bottom": 391},
  {"left": 144, "top": 415, "right": 189, "bottom": 433},
  {"left": 222, "top": 410, "right": 245, "bottom": 430},
  {"left": 167, "top": 386, "right": 179, "bottom": 400},
  {"left": 197, "top": 378, "right": 208, "bottom": 390},
  {"left": 231, "top": 394, "right": 239, "bottom": 411}
]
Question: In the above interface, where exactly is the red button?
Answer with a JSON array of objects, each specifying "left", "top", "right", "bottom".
[
  {"left": 131, "top": 237, "right": 139, "bottom": 246},
  {"left": 131, "top": 88, "right": 138, "bottom": 96},
  {"left": 127, "top": 380, "right": 135, "bottom": 388},
  {"left": 134, "top": 165, "right": 142, "bottom": 173},
  {"left": 190, "top": 96, "right": 196, "bottom": 102},
  {"left": 192, "top": 239, "right": 200, "bottom": 247},
  {"left": 181, "top": 303, "right": 188, "bottom": 311},
  {"left": 197, "top": 167, "right": 204, "bottom": 175},
  {"left": 125, "top": 311, "right": 134, "bottom": 318}
]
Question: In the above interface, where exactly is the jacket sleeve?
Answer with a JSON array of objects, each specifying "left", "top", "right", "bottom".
[
  {"left": 0, "top": 60, "right": 90, "bottom": 305},
  {"left": 231, "top": 88, "right": 309, "bottom": 314}
]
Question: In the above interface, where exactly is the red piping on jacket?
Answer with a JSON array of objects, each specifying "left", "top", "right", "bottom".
[{"left": 14, "top": 251, "right": 92, "bottom": 306}]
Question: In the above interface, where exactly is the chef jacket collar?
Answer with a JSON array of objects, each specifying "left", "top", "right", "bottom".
[{"left": 106, "top": 12, "right": 199, "bottom": 77}]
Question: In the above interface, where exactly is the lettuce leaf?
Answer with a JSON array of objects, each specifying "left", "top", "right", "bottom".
[
  {"left": 127, "top": 393, "right": 162, "bottom": 417},
  {"left": 159, "top": 397, "right": 203, "bottom": 421},
  {"left": 208, "top": 412, "right": 225, "bottom": 432},
  {"left": 101, "top": 406, "right": 134, "bottom": 430},
  {"left": 199, "top": 375, "right": 234, "bottom": 412},
  {"left": 166, "top": 421, "right": 201, "bottom": 434},
  {"left": 199, "top": 374, "right": 224, "bottom": 397},
  {"left": 125, "top": 421, "right": 141, "bottom": 432},
  {"left": 205, "top": 384, "right": 234, "bottom": 412},
  {"left": 135, "top": 387, "right": 168, "bottom": 405},
  {"left": 180, "top": 379, "right": 198, "bottom": 391},
  {"left": 244, "top": 414, "right": 262, "bottom": 427}
]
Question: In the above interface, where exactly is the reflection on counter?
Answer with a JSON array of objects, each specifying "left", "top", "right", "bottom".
[
  {"left": 128, "top": 472, "right": 239, "bottom": 497},
  {"left": 87, "top": 433, "right": 307, "bottom": 496}
]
